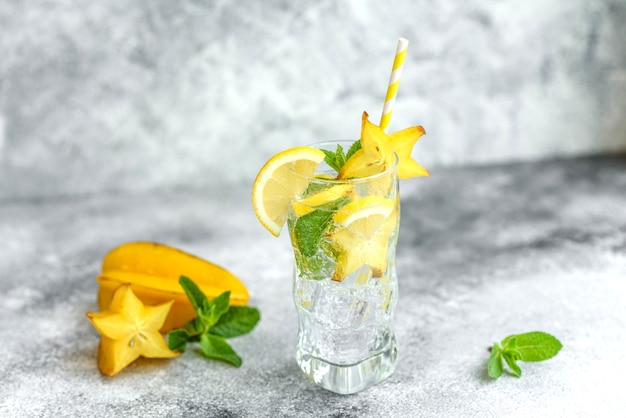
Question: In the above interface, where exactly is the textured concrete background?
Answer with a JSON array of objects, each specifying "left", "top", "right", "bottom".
[
  {"left": 1, "top": 0, "right": 626, "bottom": 198},
  {"left": 1, "top": 156, "right": 625, "bottom": 417}
]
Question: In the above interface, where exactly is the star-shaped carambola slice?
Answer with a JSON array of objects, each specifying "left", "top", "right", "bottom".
[
  {"left": 337, "top": 112, "right": 393, "bottom": 180},
  {"left": 330, "top": 196, "right": 398, "bottom": 281},
  {"left": 86, "top": 284, "right": 179, "bottom": 376},
  {"left": 338, "top": 112, "right": 429, "bottom": 180},
  {"left": 388, "top": 125, "right": 429, "bottom": 179}
]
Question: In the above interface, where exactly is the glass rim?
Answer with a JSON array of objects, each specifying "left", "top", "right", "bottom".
[{"left": 289, "top": 140, "right": 399, "bottom": 184}]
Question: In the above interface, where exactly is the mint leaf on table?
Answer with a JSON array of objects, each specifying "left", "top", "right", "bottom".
[
  {"left": 167, "top": 329, "right": 191, "bottom": 352},
  {"left": 201, "top": 290, "right": 231, "bottom": 328},
  {"left": 502, "top": 332, "right": 563, "bottom": 362},
  {"left": 167, "top": 277, "right": 261, "bottom": 367},
  {"left": 502, "top": 350, "right": 522, "bottom": 378},
  {"left": 179, "top": 275, "right": 208, "bottom": 314},
  {"left": 488, "top": 331, "right": 562, "bottom": 379},
  {"left": 210, "top": 306, "right": 261, "bottom": 339},
  {"left": 487, "top": 342, "right": 503, "bottom": 378},
  {"left": 200, "top": 333, "right": 242, "bottom": 367}
]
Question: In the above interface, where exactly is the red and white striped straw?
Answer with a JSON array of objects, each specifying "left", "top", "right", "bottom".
[{"left": 380, "top": 38, "right": 409, "bottom": 133}]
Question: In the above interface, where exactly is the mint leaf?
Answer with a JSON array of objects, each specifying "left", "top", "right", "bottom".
[
  {"left": 200, "top": 333, "right": 242, "bottom": 367},
  {"left": 503, "top": 331, "right": 562, "bottom": 362},
  {"left": 167, "top": 329, "right": 190, "bottom": 352},
  {"left": 487, "top": 342, "right": 503, "bottom": 379},
  {"left": 303, "top": 181, "right": 333, "bottom": 196},
  {"left": 488, "top": 331, "right": 562, "bottom": 379},
  {"left": 345, "top": 140, "right": 362, "bottom": 160},
  {"left": 294, "top": 209, "right": 336, "bottom": 257},
  {"left": 502, "top": 351, "right": 522, "bottom": 378},
  {"left": 179, "top": 276, "right": 208, "bottom": 315},
  {"left": 294, "top": 196, "right": 351, "bottom": 258},
  {"left": 200, "top": 291, "right": 231, "bottom": 329},
  {"left": 184, "top": 317, "right": 204, "bottom": 336},
  {"left": 321, "top": 148, "right": 342, "bottom": 172},
  {"left": 167, "top": 277, "right": 260, "bottom": 367},
  {"left": 335, "top": 144, "right": 347, "bottom": 167},
  {"left": 211, "top": 306, "right": 261, "bottom": 338},
  {"left": 321, "top": 142, "right": 360, "bottom": 173}
]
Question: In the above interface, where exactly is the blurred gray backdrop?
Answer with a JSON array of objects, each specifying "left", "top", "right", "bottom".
[{"left": 1, "top": 0, "right": 625, "bottom": 198}]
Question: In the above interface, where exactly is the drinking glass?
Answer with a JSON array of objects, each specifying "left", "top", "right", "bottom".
[{"left": 288, "top": 141, "right": 400, "bottom": 394}]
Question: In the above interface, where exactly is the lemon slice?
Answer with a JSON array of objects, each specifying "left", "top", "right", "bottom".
[
  {"left": 331, "top": 196, "right": 398, "bottom": 281},
  {"left": 333, "top": 196, "right": 395, "bottom": 230},
  {"left": 252, "top": 146, "right": 325, "bottom": 236},
  {"left": 291, "top": 183, "right": 354, "bottom": 217}
]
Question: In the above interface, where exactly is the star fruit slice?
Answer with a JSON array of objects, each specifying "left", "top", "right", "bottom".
[
  {"left": 389, "top": 126, "right": 429, "bottom": 179},
  {"left": 338, "top": 112, "right": 392, "bottom": 180},
  {"left": 86, "top": 284, "right": 179, "bottom": 376},
  {"left": 330, "top": 196, "right": 399, "bottom": 281},
  {"left": 339, "top": 111, "right": 429, "bottom": 180}
]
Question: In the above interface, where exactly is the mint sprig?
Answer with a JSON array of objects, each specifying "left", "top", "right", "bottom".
[
  {"left": 167, "top": 276, "right": 260, "bottom": 367},
  {"left": 488, "top": 331, "right": 562, "bottom": 379},
  {"left": 321, "top": 141, "right": 361, "bottom": 173},
  {"left": 294, "top": 195, "right": 351, "bottom": 258}
]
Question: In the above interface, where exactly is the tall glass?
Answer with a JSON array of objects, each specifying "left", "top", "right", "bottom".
[{"left": 287, "top": 141, "right": 400, "bottom": 394}]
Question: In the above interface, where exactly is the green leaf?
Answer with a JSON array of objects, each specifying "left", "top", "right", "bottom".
[
  {"left": 294, "top": 209, "right": 336, "bottom": 257},
  {"left": 502, "top": 351, "right": 522, "bottom": 378},
  {"left": 200, "top": 291, "right": 231, "bottom": 329},
  {"left": 335, "top": 144, "right": 346, "bottom": 167},
  {"left": 303, "top": 181, "right": 332, "bottom": 196},
  {"left": 167, "top": 329, "right": 190, "bottom": 352},
  {"left": 199, "top": 333, "right": 243, "bottom": 367},
  {"left": 487, "top": 342, "right": 503, "bottom": 379},
  {"left": 321, "top": 148, "right": 342, "bottom": 172},
  {"left": 169, "top": 278, "right": 260, "bottom": 367},
  {"left": 183, "top": 317, "right": 204, "bottom": 336},
  {"left": 293, "top": 196, "right": 351, "bottom": 258},
  {"left": 345, "top": 140, "right": 362, "bottom": 160},
  {"left": 321, "top": 143, "right": 361, "bottom": 173},
  {"left": 488, "top": 331, "right": 563, "bottom": 380},
  {"left": 504, "top": 331, "right": 562, "bottom": 362},
  {"left": 179, "top": 276, "right": 208, "bottom": 315},
  {"left": 210, "top": 306, "right": 261, "bottom": 338}
]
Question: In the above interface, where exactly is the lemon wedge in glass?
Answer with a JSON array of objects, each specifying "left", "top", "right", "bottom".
[
  {"left": 330, "top": 196, "right": 399, "bottom": 281},
  {"left": 252, "top": 146, "right": 325, "bottom": 236}
]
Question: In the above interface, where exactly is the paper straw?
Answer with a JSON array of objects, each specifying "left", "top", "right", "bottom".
[{"left": 380, "top": 38, "right": 409, "bottom": 133}]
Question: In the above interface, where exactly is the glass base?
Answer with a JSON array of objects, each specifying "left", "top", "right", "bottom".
[{"left": 295, "top": 336, "right": 398, "bottom": 395}]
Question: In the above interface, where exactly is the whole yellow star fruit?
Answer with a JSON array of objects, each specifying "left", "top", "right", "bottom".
[
  {"left": 97, "top": 242, "right": 250, "bottom": 332},
  {"left": 86, "top": 284, "right": 179, "bottom": 376}
]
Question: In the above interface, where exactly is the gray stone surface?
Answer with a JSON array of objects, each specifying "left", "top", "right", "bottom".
[
  {"left": 1, "top": 155, "right": 625, "bottom": 417},
  {"left": 2, "top": 1, "right": 626, "bottom": 198}
]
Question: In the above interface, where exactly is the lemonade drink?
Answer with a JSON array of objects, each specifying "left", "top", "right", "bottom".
[
  {"left": 287, "top": 142, "right": 400, "bottom": 394},
  {"left": 252, "top": 112, "right": 428, "bottom": 394}
]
